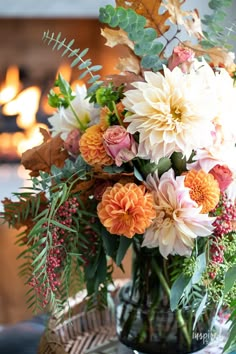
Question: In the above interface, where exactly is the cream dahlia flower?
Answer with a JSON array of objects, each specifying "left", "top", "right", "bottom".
[
  {"left": 192, "top": 60, "right": 236, "bottom": 142},
  {"left": 142, "top": 169, "right": 215, "bottom": 258},
  {"left": 48, "top": 84, "right": 100, "bottom": 140},
  {"left": 123, "top": 66, "right": 216, "bottom": 163}
]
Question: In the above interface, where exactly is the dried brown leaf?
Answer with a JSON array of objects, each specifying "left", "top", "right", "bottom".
[
  {"left": 21, "top": 133, "right": 69, "bottom": 177},
  {"left": 115, "top": 0, "right": 170, "bottom": 36},
  {"left": 116, "top": 54, "right": 141, "bottom": 74},
  {"left": 184, "top": 41, "right": 235, "bottom": 69},
  {"left": 101, "top": 28, "right": 134, "bottom": 49},
  {"left": 162, "top": 0, "right": 205, "bottom": 40}
]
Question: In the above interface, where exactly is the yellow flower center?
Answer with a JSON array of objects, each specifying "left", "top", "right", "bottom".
[{"left": 171, "top": 106, "right": 182, "bottom": 121}]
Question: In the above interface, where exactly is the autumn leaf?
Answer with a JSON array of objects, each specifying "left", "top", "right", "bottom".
[
  {"left": 21, "top": 133, "right": 69, "bottom": 177},
  {"left": 184, "top": 41, "right": 235, "bottom": 70},
  {"left": 101, "top": 28, "right": 134, "bottom": 49},
  {"left": 184, "top": 9, "right": 205, "bottom": 40},
  {"left": 115, "top": 0, "right": 170, "bottom": 36},
  {"left": 162, "top": 0, "right": 187, "bottom": 25},
  {"left": 116, "top": 54, "right": 141, "bottom": 74},
  {"left": 162, "top": 0, "right": 205, "bottom": 40}
]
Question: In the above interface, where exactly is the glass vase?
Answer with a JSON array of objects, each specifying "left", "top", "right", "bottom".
[{"left": 116, "top": 239, "right": 213, "bottom": 354}]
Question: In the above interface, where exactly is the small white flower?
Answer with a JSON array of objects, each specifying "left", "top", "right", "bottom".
[{"left": 48, "top": 84, "right": 100, "bottom": 140}]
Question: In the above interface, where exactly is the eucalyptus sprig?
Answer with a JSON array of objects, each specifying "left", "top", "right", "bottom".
[{"left": 42, "top": 31, "right": 103, "bottom": 94}]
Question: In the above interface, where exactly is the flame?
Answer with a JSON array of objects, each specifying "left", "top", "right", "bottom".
[
  {"left": 3, "top": 86, "right": 41, "bottom": 129},
  {"left": 0, "top": 64, "right": 82, "bottom": 162},
  {"left": 0, "top": 66, "right": 21, "bottom": 104},
  {"left": 17, "top": 123, "right": 48, "bottom": 155}
]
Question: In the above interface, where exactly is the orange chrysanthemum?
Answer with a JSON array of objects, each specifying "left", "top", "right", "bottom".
[
  {"left": 97, "top": 183, "right": 156, "bottom": 238},
  {"left": 79, "top": 125, "right": 113, "bottom": 166},
  {"left": 184, "top": 169, "right": 220, "bottom": 214}
]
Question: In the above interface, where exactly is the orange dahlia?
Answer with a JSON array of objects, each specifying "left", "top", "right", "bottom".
[
  {"left": 79, "top": 124, "right": 113, "bottom": 166},
  {"left": 184, "top": 169, "right": 220, "bottom": 214},
  {"left": 97, "top": 183, "right": 156, "bottom": 238}
]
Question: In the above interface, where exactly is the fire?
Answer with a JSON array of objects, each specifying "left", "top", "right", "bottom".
[
  {"left": 0, "top": 63, "right": 80, "bottom": 161},
  {"left": 0, "top": 66, "right": 21, "bottom": 104},
  {"left": 3, "top": 86, "right": 41, "bottom": 129},
  {"left": 17, "top": 123, "right": 48, "bottom": 156}
]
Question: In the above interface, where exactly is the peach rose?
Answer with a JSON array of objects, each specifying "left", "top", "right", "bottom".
[{"left": 103, "top": 125, "right": 137, "bottom": 166}]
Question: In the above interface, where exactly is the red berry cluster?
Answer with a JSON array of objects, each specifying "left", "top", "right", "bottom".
[
  {"left": 209, "top": 193, "right": 236, "bottom": 279},
  {"left": 212, "top": 193, "right": 236, "bottom": 237},
  {"left": 29, "top": 196, "right": 80, "bottom": 308}
]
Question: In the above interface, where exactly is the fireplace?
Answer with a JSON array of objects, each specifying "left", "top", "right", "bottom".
[{"left": 0, "top": 17, "right": 126, "bottom": 162}]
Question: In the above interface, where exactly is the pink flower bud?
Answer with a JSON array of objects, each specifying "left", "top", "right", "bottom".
[
  {"left": 63, "top": 129, "right": 81, "bottom": 156},
  {"left": 103, "top": 125, "right": 137, "bottom": 166},
  {"left": 168, "top": 46, "right": 195, "bottom": 73},
  {"left": 209, "top": 164, "right": 233, "bottom": 192}
]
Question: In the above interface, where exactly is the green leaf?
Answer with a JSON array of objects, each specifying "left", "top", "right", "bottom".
[
  {"left": 78, "top": 59, "right": 92, "bottom": 70},
  {"left": 170, "top": 274, "right": 191, "bottom": 311},
  {"left": 101, "top": 227, "right": 119, "bottom": 260},
  {"left": 133, "top": 166, "right": 144, "bottom": 181},
  {"left": 116, "top": 236, "right": 132, "bottom": 266},
  {"left": 32, "top": 247, "right": 47, "bottom": 265},
  {"left": 192, "top": 253, "right": 206, "bottom": 284},
  {"left": 224, "top": 264, "right": 236, "bottom": 294},
  {"left": 192, "top": 292, "right": 208, "bottom": 329}
]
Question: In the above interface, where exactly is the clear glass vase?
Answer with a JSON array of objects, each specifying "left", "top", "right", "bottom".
[{"left": 116, "top": 240, "right": 213, "bottom": 354}]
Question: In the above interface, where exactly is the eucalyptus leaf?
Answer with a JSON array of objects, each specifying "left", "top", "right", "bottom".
[
  {"left": 192, "top": 293, "right": 208, "bottom": 329},
  {"left": 170, "top": 274, "right": 191, "bottom": 311},
  {"left": 224, "top": 264, "right": 236, "bottom": 294},
  {"left": 192, "top": 253, "right": 206, "bottom": 284}
]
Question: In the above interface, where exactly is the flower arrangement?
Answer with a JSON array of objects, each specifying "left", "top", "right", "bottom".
[{"left": 2, "top": 0, "right": 236, "bottom": 352}]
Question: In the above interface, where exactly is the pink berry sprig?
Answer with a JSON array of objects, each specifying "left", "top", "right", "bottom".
[
  {"left": 208, "top": 193, "right": 236, "bottom": 280},
  {"left": 29, "top": 196, "right": 80, "bottom": 308},
  {"left": 211, "top": 193, "right": 236, "bottom": 238}
]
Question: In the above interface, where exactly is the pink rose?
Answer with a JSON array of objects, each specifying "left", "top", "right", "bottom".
[
  {"left": 103, "top": 125, "right": 137, "bottom": 166},
  {"left": 63, "top": 129, "right": 81, "bottom": 156},
  {"left": 168, "top": 46, "right": 195, "bottom": 73},
  {"left": 209, "top": 164, "right": 233, "bottom": 192}
]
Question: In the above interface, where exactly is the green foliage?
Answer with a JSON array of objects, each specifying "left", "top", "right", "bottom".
[
  {"left": 201, "top": 0, "right": 235, "bottom": 49},
  {"left": 99, "top": 6, "right": 165, "bottom": 72},
  {"left": 91, "top": 82, "right": 125, "bottom": 110},
  {"left": 48, "top": 74, "right": 75, "bottom": 109},
  {"left": 42, "top": 31, "right": 103, "bottom": 94}
]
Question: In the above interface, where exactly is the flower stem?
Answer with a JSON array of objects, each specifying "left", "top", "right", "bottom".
[
  {"left": 151, "top": 258, "right": 192, "bottom": 348},
  {"left": 69, "top": 102, "right": 87, "bottom": 132}
]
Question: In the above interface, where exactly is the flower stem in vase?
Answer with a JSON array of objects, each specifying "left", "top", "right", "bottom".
[{"left": 151, "top": 258, "right": 192, "bottom": 349}]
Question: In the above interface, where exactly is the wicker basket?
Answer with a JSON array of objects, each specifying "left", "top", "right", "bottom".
[{"left": 37, "top": 285, "right": 124, "bottom": 354}]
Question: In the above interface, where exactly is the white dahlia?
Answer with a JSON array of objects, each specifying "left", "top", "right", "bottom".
[
  {"left": 142, "top": 169, "right": 215, "bottom": 258},
  {"left": 48, "top": 84, "right": 100, "bottom": 140},
  {"left": 123, "top": 65, "right": 217, "bottom": 163}
]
